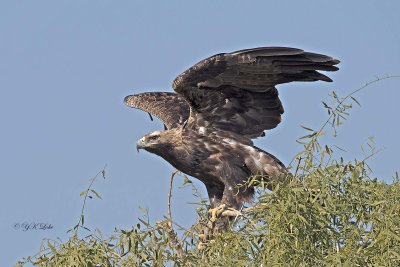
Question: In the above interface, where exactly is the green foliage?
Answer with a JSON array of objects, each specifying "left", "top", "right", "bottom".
[{"left": 16, "top": 77, "right": 400, "bottom": 267}]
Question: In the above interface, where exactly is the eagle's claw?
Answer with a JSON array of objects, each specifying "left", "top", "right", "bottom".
[
  {"left": 208, "top": 204, "right": 226, "bottom": 221},
  {"left": 208, "top": 204, "right": 242, "bottom": 221}
]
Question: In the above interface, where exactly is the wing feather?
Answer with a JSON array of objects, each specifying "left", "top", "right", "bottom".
[
  {"left": 124, "top": 92, "right": 190, "bottom": 129},
  {"left": 172, "top": 47, "right": 339, "bottom": 138}
]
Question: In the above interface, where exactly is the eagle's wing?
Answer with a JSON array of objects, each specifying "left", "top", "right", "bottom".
[
  {"left": 172, "top": 47, "right": 339, "bottom": 138},
  {"left": 124, "top": 92, "right": 190, "bottom": 129}
]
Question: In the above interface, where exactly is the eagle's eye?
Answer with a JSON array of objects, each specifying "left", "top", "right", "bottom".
[{"left": 148, "top": 135, "right": 159, "bottom": 141}]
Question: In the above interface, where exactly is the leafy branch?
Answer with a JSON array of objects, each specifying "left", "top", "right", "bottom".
[{"left": 69, "top": 164, "right": 107, "bottom": 233}]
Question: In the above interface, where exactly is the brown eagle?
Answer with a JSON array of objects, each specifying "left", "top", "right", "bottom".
[{"left": 124, "top": 47, "right": 339, "bottom": 214}]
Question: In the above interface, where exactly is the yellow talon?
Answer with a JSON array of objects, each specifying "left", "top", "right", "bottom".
[
  {"left": 208, "top": 204, "right": 243, "bottom": 222},
  {"left": 208, "top": 204, "right": 226, "bottom": 221}
]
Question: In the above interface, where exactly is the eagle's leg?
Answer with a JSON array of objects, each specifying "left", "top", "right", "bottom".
[
  {"left": 198, "top": 186, "right": 243, "bottom": 249},
  {"left": 195, "top": 184, "right": 224, "bottom": 249},
  {"left": 205, "top": 184, "right": 224, "bottom": 221},
  {"left": 198, "top": 204, "right": 228, "bottom": 250},
  {"left": 208, "top": 186, "right": 243, "bottom": 221}
]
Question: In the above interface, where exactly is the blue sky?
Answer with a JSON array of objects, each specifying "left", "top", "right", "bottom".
[{"left": 1, "top": 1, "right": 399, "bottom": 265}]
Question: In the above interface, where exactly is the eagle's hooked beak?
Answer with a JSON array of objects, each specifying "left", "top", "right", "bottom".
[{"left": 136, "top": 138, "right": 146, "bottom": 152}]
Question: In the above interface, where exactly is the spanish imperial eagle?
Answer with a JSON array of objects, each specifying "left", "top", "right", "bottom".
[{"left": 124, "top": 47, "right": 339, "bottom": 214}]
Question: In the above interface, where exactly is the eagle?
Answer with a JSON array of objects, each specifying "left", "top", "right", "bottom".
[{"left": 124, "top": 47, "right": 339, "bottom": 216}]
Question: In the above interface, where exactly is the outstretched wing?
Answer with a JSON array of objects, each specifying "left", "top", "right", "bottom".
[
  {"left": 124, "top": 92, "right": 190, "bottom": 129},
  {"left": 173, "top": 47, "right": 339, "bottom": 138}
]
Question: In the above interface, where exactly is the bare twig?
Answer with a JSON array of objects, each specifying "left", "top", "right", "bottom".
[
  {"left": 168, "top": 170, "right": 179, "bottom": 221},
  {"left": 165, "top": 170, "right": 187, "bottom": 264}
]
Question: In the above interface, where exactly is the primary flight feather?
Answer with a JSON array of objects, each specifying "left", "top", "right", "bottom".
[{"left": 124, "top": 46, "right": 339, "bottom": 210}]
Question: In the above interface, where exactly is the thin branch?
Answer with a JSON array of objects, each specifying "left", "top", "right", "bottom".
[
  {"left": 165, "top": 170, "right": 187, "bottom": 264},
  {"left": 289, "top": 75, "right": 400, "bottom": 168},
  {"left": 317, "top": 75, "right": 400, "bottom": 137},
  {"left": 168, "top": 170, "right": 179, "bottom": 221},
  {"left": 71, "top": 164, "right": 107, "bottom": 233}
]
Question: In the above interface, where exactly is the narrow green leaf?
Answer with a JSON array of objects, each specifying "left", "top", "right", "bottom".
[
  {"left": 90, "top": 189, "right": 102, "bottom": 199},
  {"left": 300, "top": 125, "right": 315, "bottom": 132},
  {"left": 322, "top": 101, "right": 330, "bottom": 109},
  {"left": 138, "top": 218, "right": 149, "bottom": 227},
  {"left": 371, "top": 200, "right": 385, "bottom": 206},
  {"left": 299, "top": 132, "right": 317, "bottom": 139},
  {"left": 325, "top": 145, "right": 331, "bottom": 155},
  {"left": 182, "top": 176, "right": 192, "bottom": 185},
  {"left": 351, "top": 96, "right": 361, "bottom": 107},
  {"left": 47, "top": 241, "right": 57, "bottom": 254}
]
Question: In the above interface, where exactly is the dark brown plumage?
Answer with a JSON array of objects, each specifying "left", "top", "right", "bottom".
[{"left": 124, "top": 47, "right": 339, "bottom": 209}]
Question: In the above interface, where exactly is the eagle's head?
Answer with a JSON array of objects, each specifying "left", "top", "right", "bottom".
[{"left": 136, "top": 130, "right": 180, "bottom": 155}]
